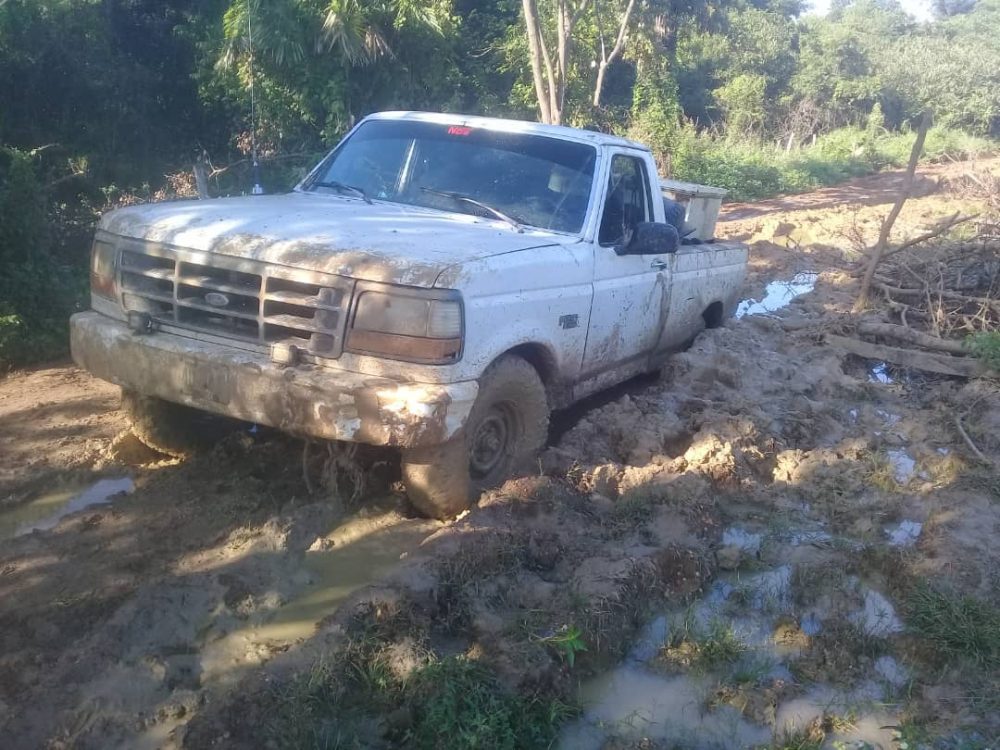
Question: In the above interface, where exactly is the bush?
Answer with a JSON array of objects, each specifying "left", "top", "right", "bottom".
[
  {"left": 0, "top": 147, "right": 87, "bottom": 370},
  {"left": 654, "top": 123, "right": 995, "bottom": 202},
  {"left": 965, "top": 332, "right": 1000, "bottom": 370}
]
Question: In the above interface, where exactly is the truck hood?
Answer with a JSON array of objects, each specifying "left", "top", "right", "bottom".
[{"left": 100, "top": 192, "right": 564, "bottom": 287}]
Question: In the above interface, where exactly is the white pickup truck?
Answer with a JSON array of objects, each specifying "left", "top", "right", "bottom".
[{"left": 71, "top": 111, "right": 747, "bottom": 517}]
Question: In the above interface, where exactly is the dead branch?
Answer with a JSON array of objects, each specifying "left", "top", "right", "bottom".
[
  {"left": 206, "top": 151, "right": 324, "bottom": 179},
  {"left": 856, "top": 321, "right": 968, "bottom": 354},
  {"left": 884, "top": 213, "right": 978, "bottom": 259},
  {"left": 873, "top": 282, "right": 1000, "bottom": 313},
  {"left": 954, "top": 413, "right": 997, "bottom": 467},
  {"left": 43, "top": 169, "right": 87, "bottom": 190},
  {"left": 826, "top": 334, "right": 989, "bottom": 378},
  {"left": 847, "top": 214, "right": 970, "bottom": 269},
  {"left": 855, "top": 111, "right": 933, "bottom": 311}
]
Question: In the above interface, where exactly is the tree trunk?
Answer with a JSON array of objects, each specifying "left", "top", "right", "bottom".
[
  {"left": 522, "top": 0, "right": 553, "bottom": 123},
  {"left": 854, "top": 111, "right": 932, "bottom": 311},
  {"left": 592, "top": 0, "right": 636, "bottom": 109}
]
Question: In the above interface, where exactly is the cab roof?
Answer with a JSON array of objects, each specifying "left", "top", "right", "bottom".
[{"left": 366, "top": 111, "right": 651, "bottom": 152}]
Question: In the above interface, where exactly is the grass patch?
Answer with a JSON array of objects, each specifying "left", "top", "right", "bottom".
[
  {"left": 406, "top": 657, "right": 575, "bottom": 749},
  {"left": 608, "top": 495, "right": 655, "bottom": 534},
  {"left": 906, "top": 584, "right": 1000, "bottom": 667},
  {"left": 865, "top": 451, "right": 903, "bottom": 493},
  {"left": 434, "top": 533, "right": 527, "bottom": 630},
  {"left": 266, "top": 650, "right": 575, "bottom": 750},
  {"left": 660, "top": 614, "right": 749, "bottom": 672},
  {"left": 769, "top": 714, "right": 859, "bottom": 750}
]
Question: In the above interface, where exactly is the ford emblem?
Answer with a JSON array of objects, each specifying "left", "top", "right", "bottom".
[{"left": 204, "top": 292, "right": 230, "bottom": 308}]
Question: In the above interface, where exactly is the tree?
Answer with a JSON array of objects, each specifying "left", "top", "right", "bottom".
[
  {"left": 214, "top": 0, "right": 454, "bottom": 145},
  {"left": 931, "top": 0, "right": 977, "bottom": 17},
  {"left": 592, "top": 0, "right": 638, "bottom": 108},
  {"left": 521, "top": 0, "right": 592, "bottom": 124},
  {"left": 791, "top": 0, "right": 913, "bottom": 129}
]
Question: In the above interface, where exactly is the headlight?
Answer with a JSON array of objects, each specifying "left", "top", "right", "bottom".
[
  {"left": 90, "top": 237, "right": 118, "bottom": 299},
  {"left": 346, "top": 287, "right": 463, "bottom": 364}
]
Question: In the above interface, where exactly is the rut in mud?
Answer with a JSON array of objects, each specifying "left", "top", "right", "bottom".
[{"left": 1, "top": 161, "right": 998, "bottom": 749}]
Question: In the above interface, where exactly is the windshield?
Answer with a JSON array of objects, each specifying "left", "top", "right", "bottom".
[{"left": 303, "top": 119, "right": 598, "bottom": 234}]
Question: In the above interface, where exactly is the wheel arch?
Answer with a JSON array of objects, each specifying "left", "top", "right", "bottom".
[
  {"left": 503, "top": 342, "right": 559, "bottom": 387},
  {"left": 702, "top": 300, "right": 725, "bottom": 329}
]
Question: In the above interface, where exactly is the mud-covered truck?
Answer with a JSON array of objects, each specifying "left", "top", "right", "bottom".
[{"left": 70, "top": 111, "right": 747, "bottom": 518}]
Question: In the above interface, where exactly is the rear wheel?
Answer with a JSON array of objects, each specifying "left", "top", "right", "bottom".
[{"left": 401, "top": 355, "right": 549, "bottom": 519}]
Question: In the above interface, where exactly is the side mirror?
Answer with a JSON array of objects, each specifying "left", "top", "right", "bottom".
[{"left": 617, "top": 222, "right": 679, "bottom": 256}]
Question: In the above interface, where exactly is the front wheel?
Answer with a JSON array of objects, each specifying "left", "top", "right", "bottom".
[
  {"left": 121, "top": 389, "right": 236, "bottom": 457},
  {"left": 401, "top": 355, "right": 550, "bottom": 519}
]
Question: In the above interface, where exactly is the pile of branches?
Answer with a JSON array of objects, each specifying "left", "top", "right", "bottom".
[
  {"left": 943, "top": 165, "right": 1000, "bottom": 232},
  {"left": 829, "top": 116, "right": 1000, "bottom": 380},
  {"left": 873, "top": 227, "right": 1000, "bottom": 337}
]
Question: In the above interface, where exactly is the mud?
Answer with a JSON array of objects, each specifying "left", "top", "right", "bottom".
[
  {"left": 2, "top": 476, "right": 134, "bottom": 539},
  {"left": 1, "top": 160, "right": 999, "bottom": 749}
]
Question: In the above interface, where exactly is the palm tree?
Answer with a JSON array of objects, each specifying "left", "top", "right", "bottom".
[{"left": 219, "top": 0, "right": 444, "bottom": 70}]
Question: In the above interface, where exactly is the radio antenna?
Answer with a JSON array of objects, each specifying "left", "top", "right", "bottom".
[{"left": 248, "top": 0, "right": 263, "bottom": 195}]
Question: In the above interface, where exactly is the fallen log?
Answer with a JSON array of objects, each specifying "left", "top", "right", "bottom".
[
  {"left": 826, "top": 334, "right": 991, "bottom": 378},
  {"left": 873, "top": 282, "right": 1000, "bottom": 312},
  {"left": 856, "top": 321, "right": 968, "bottom": 355}
]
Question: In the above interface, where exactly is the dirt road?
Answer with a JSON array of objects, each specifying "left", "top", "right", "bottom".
[{"left": 1, "top": 161, "right": 998, "bottom": 749}]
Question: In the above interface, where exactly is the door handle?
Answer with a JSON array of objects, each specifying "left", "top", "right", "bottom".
[{"left": 650, "top": 259, "right": 668, "bottom": 270}]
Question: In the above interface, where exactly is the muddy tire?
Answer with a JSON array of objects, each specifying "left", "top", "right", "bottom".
[
  {"left": 401, "top": 355, "right": 550, "bottom": 519},
  {"left": 120, "top": 389, "right": 218, "bottom": 457}
]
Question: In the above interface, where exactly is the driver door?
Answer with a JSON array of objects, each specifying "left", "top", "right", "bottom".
[{"left": 581, "top": 151, "right": 672, "bottom": 375}]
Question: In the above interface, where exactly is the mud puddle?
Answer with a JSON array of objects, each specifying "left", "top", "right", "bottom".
[
  {"left": 869, "top": 361, "right": 895, "bottom": 383},
  {"left": 559, "top": 666, "right": 770, "bottom": 749},
  {"left": 560, "top": 523, "right": 906, "bottom": 749},
  {"left": 735, "top": 272, "right": 818, "bottom": 318},
  {"left": 0, "top": 476, "right": 134, "bottom": 539},
  {"left": 256, "top": 514, "right": 439, "bottom": 642},
  {"left": 197, "top": 509, "right": 440, "bottom": 689}
]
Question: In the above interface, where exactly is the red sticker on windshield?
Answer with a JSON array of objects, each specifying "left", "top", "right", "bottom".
[{"left": 447, "top": 126, "right": 472, "bottom": 136}]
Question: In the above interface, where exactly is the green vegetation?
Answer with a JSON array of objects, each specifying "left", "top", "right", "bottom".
[
  {"left": 268, "top": 651, "right": 575, "bottom": 750},
  {"left": 0, "top": 147, "right": 86, "bottom": 367},
  {"left": 660, "top": 614, "right": 749, "bottom": 671},
  {"left": 965, "top": 331, "right": 1000, "bottom": 370},
  {"left": 907, "top": 583, "right": 1000, "bottom": 667},
  {"left": 2, "top": 0, "right": 999, "bottom": 367},
  {"left": 670, "top": 124, "right": 994, "bottom": 202},
  {"left": 534, "top": 624, "right": 588, "bottom": 667},
  {"left": 407, "top": 657, "right": 575, "bottom": 749}
]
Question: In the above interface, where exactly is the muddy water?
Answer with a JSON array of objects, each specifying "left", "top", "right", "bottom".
[
  {"left": 0, "top": 477, "right": 134, "bottom": 539},
  {"left": 560, "top": 524, "right": 905, "bottom": 749},
  {"left": 559, "top": 667, "right": 771, "bottom": 749},
  {"left": 735, "top": 272, "right": 818, "bottom": 318},
  {"left": 257, "top": 516, "right": 438, "bottom": 642},
  {"left": 198, "top": 510, "right": 440, "bottom": 687}
]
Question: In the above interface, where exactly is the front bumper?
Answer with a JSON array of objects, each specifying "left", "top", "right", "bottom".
[{"left": 70, "top": 311, "right": 478, "bottom": 447}]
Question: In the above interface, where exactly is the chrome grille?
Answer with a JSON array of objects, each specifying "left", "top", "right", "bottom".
[{"left": 119, "top": 242, "right": 353, "bottom": 358}]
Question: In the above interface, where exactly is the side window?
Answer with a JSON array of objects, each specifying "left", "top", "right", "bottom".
[{"left": 598, "top": 155, "right": 652, "bottom": 246}]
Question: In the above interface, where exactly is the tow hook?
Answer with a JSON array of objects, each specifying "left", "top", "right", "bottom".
[{"left": 127, "top": 311, "right": 156, "bottom": 335}]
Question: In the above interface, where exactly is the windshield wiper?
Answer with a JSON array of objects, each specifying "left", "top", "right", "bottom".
[
  {"left": 420, "top": 187, "right": 524, "bottom": 233},
  {"left": 313, "top": 180, "right": 373, "bottom": 205}
]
